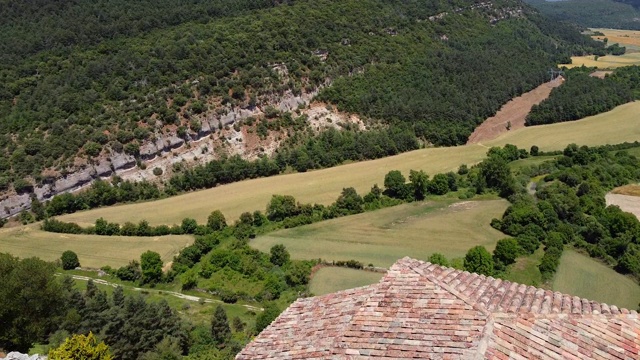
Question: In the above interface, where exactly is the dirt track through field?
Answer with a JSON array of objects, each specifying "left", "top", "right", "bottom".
[
  {"left": 467, "top": 77, "right": 564, "bottom": 144},
  {"left": 62, "top": 274, "right": 263, "bottom": 311}
]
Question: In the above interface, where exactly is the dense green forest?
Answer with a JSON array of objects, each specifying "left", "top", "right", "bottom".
[
  {"left": 526, "top": 66, "right": 640, "bottom": 126},
  {"left": 0, "top": 0, "right": 603, "bottom": 192},
  {"left": 525, "top": 0, "right": 640, "bottom": 29}
]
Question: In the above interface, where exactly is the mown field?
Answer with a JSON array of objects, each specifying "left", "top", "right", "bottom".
[
  {"left": 48, "top": 101, "right": 640, "bottom": 229},
  {"left": 0, "top": 225, "right": 192, "bottom": 268},
  {"left": 553, "top": 249, "right": 640, "bottom": 310},
  {"left": 563, "top": 28, "right": 640, "bottom": 69},
  {"left": 251, "top": 199, "right": 509, "bottom": 268},
  {"left": 309, "top": 267, "right": 385, "bottom": 296}
]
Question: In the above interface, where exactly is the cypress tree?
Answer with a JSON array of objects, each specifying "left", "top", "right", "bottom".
[{"left": 211, "top": 305, "right": 231, "bottom": 347}]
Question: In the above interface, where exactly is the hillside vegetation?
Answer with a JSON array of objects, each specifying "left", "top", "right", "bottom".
[
  {"left": 525, "top": 0, "right": 640, "bottom": 29},
  {"left": 47, "top": 101, "right": 640, "bottom": 227},
  {"left": 0, "top": 0, "right": 602, "bottom": 192},
  {"left": 526, "top": 66, "right": 640, "bottom": 126}
]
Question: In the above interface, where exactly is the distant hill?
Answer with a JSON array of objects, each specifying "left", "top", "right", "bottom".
[
  {"left": 0, "top": 0, "right": 602, "bottom": 197},
  {"left": 525, "top": 0, "right": 640, "bottom": 29}
]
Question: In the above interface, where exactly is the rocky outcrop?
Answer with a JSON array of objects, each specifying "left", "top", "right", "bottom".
[
  {"left": 94, "top": 160, "right": 113, "bottom": 178},
  {"left": 110, "top": 153, "right": 136, "bottom": 172},
  {"left": 0, "top": 88, "right": 326, "bottom": 220},
  {"left": 54, "top": 167, "right": 95, "bottom": 193}
]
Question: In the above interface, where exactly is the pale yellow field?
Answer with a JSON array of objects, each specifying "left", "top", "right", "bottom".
[
  {"left": 0, "top": 225, "right": 192, "bottom": 268},
  {"left": 51, "top": 101, "right": 640, "bottom": 226},
  {"left": 563, "top": 28, "right": 640, "bottom": 69},
  {"left": 563, "top": 53, "right": 640, "bottom": 69},
  {"left": 251, "top": 199, "right": 509, "bottom": 268},
  {"left": 592, "top": 28, "right": 640, "bottom": 48}
]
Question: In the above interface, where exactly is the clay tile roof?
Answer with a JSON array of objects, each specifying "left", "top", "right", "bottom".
[{"left": 237, "top": 257, "right": 640, "bottom": 359}]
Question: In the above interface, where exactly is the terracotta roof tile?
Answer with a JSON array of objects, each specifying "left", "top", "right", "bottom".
[{"left": 237, "top": 257, "right": 640, "bottom": 359}]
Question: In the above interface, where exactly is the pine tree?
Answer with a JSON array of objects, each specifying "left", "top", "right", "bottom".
[
  {"left": 112, "top": 286, "right": 125, "bottom": 307},
  {"left": 211, "top": 305, "right": 231, "bottom": 347}
]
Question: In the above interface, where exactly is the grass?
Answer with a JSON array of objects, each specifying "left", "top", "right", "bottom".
[
  {"left": 251, "top": 198, "right": 509, "bottom": 268},
  {"left": 0, "top": 225, "right": 192, "bottom": 268},
  {"left": 611, "top": 184, "right": 640, "bottom": 197},
  {"left": 47, "top": 101, "right": 640, "bottom": 229},
  {"left": 309, "top": 267, "right": 385, "bottom": 296},
  {"left": 509, "top": 155, "right": 558, "bottom": 171},
  {"left": 67, "top": 273, "right": 258, "bottom": 326},
  {"left": 552, "top": 249, "right": 640, "bottom": 310},
  {"left": 502, "top": 247, "right": 545, "bottom": 287}
]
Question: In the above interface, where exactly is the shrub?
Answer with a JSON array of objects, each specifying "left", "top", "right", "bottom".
[
  {"left": 61, "top": 250, "right": 80, "bottom": 270},
  {"left": 428, "top": 253, "right": 449, "bottom": 267},
  {"left": 463, "top": 246, "right": 494, "bottom": 276}
]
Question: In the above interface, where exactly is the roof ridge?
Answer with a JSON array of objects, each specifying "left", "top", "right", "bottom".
[
  {"left": 398, "top": 257, "right": 638, "bottom": 316},
  {"left": 401, "top": 257, "right": 492, "bottom": 316}
]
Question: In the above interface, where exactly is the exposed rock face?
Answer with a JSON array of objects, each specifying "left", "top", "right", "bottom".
[
  {"left": 0, "top": 87, "right": 337, "bottom": 220},
  {"left": 53, "top": 167, "right": 95, "bottom": 193},
  {"left": 110, "top": 153, "right": 136, "bottom": 171},
  {"left": 3, "top": 352, "right": 46, "bottom": 360},
  {"left": 94, "top": 160, "right": 113, "bottom": 178}
]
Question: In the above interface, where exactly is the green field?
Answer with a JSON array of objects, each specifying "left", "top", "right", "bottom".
[
  {"left": 553, "top": 249, "right": 640, "bottom": 310},
  {"left": 51, "top": 101, "right": 640, "bottom": 228},
  {"left": 309, "top": 267, "right": 385, "bottom": 296},
  {"left": 251, "top": 199, "right": 509, "bottom": 268},
  {"left": 0, "top": 225, "right": 192, "bottom": 268}
]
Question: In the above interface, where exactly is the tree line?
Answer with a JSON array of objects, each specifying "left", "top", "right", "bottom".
[{"left": 526, "top": 66, "right": 640, "bottom": 126}]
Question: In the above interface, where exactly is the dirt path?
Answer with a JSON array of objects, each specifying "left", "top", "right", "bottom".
[
  {"left": 61, "top": 274, "right": 263, "bottom": 312},
  {"left": 605, "top": 193, "right": 640, "bottom": 220},
  {"left": 467, "top": 77, "right": 564, "bottom": 144}
]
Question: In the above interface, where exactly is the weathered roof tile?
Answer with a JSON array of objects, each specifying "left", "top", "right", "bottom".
[{"left": 237, "top": 258, "right": 640, "bottom": 359}]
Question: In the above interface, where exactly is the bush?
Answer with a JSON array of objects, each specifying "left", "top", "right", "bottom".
[
  {"left": 61, "top": 250, "right": 80, "bottom": 270},
  {"left": 207, "top": 210, "right": 227, "bottom": 231},
  {"left": 270, "top": 244, "right": 290, "bottom": 266},
  {"left": 428, "top": 253, "right": 449, "bottom": 267},
  {"left": 152, "top": 167, "right": 163, "bottom": 176},
  {"left": 463, "top": 246, "right": 494, "bottom": 276},
  {"left": 492, "top": 238, "right": 520, "bottom": 268}
]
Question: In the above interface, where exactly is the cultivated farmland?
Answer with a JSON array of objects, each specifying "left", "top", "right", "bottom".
[
  {"left": 0, "top": 225, "right": 192, "bottom": 268},
  {"left": 50, "top": 101, "right": 640, "bottom": 228},
  {"left": 309, "top": 267, "right": 385, "bottom": 296},
  {"left": 553, "top": 249, "right": 640, "bottom": 310},
  {"left": 251, "top": 199, "right": 509, "bottom": 268},
  {"left": 563, "top": 28, "right": 640, "bottom": 69}
]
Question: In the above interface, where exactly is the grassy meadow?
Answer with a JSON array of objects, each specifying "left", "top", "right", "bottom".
[
  {"left": 47, "top": 101, "right": 640, "bottom": 228},
  {"left": 553, "top": 249, "right": 640, "bottom": 310},
  {"left": 309, "top": 267, "right": 385, "bottom": 296},
  {"left": 251, "top": 199, "right": 509, "bottom": 268},
  {"left": 563, "top": 29, "right": 640, "bottom": 69},
  {"left": 0, "top": 225, "right": 192, "bottom": 268},
  {"left": 65, "top": 272, "right": 255, "bottom": 325}
]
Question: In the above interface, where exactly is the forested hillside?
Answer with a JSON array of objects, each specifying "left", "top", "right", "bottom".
[
  {"left": 0, "top": 0, "right": 602, "bottom": 196},
  {"left": 525, "top": 0, "right": 640, "bottom": 29},
  {"left": 526, "top": 66, "right": 640, "bottom": 126}
]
